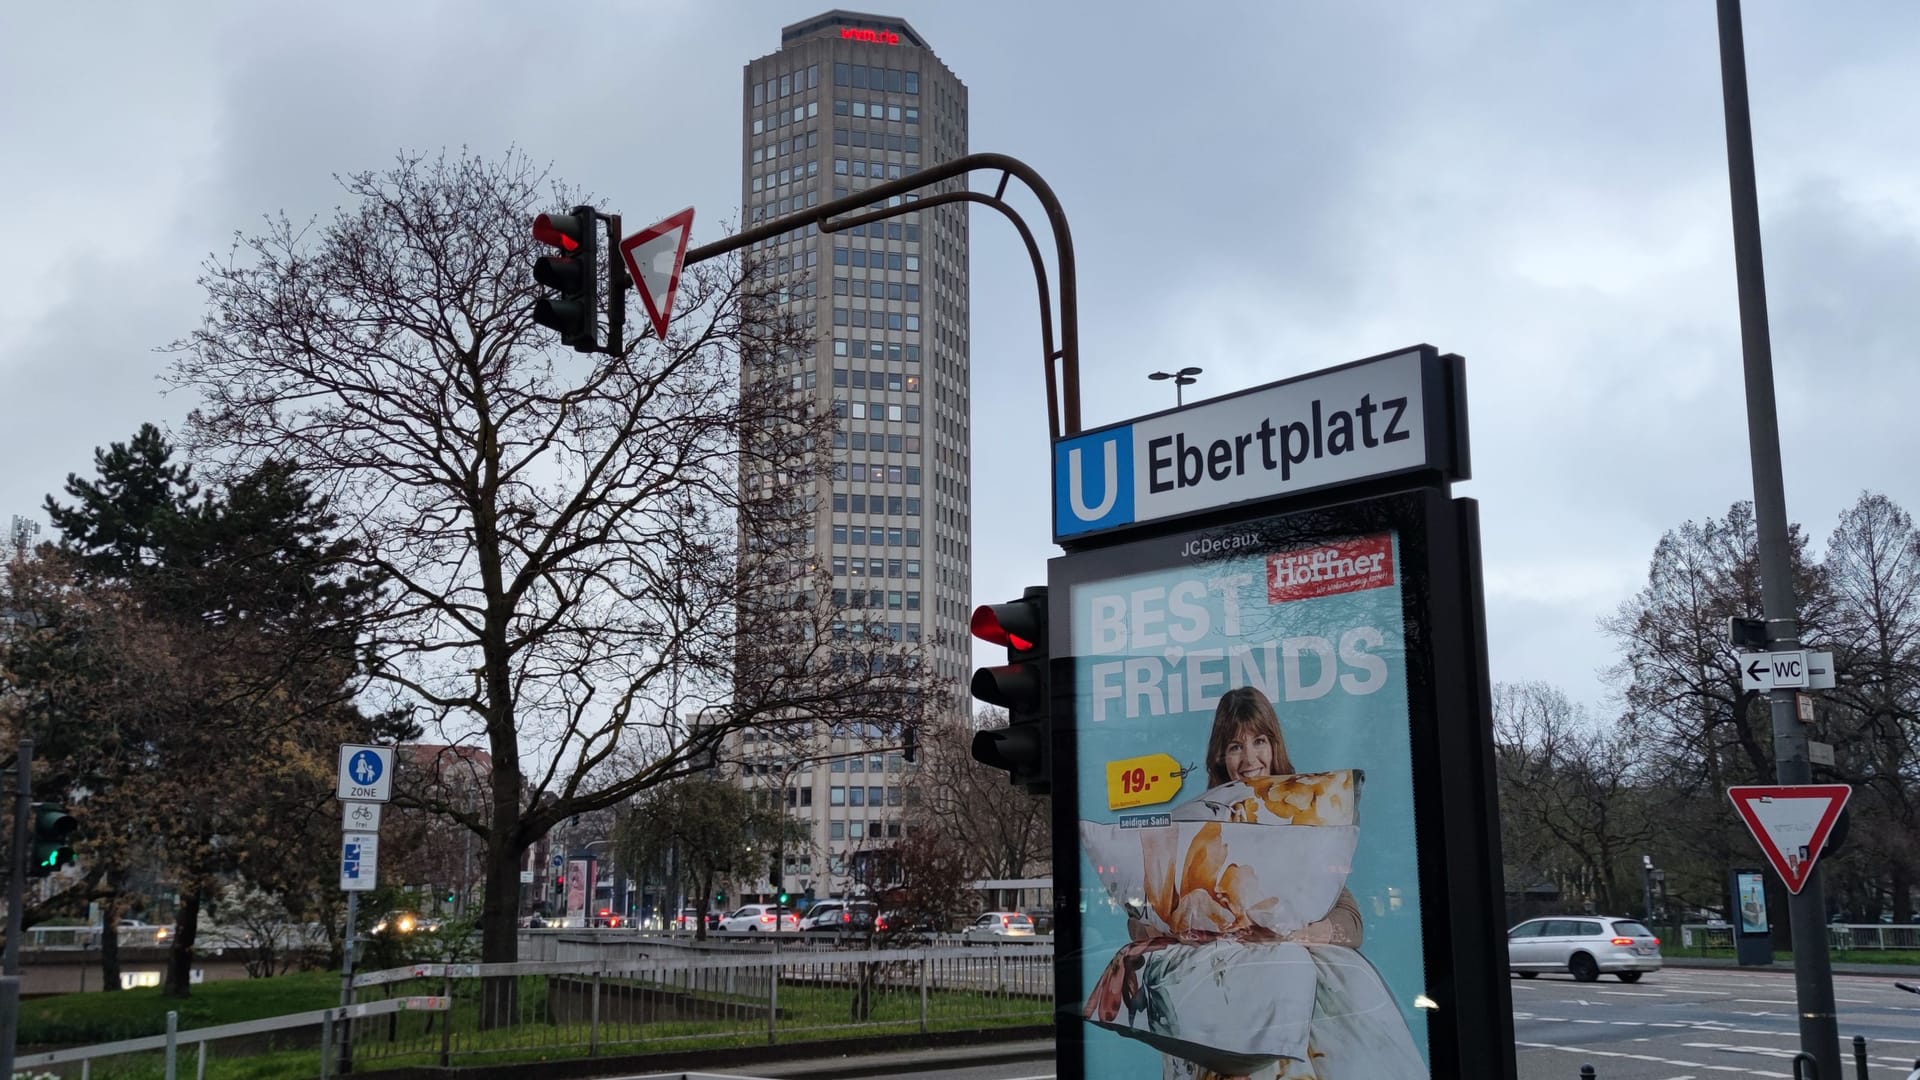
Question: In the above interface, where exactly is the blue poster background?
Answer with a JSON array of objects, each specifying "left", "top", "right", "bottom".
[{"left": 1070, "top": 529, "right": 1428, "bottom": 1076}]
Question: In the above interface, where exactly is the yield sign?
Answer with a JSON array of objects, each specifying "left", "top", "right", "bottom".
[
  {"left": 1727, "top": 784, "right": 1852, "bottom": 894},
  {"left": 620, "top": 207, "right": 694, "bottom": 342}
]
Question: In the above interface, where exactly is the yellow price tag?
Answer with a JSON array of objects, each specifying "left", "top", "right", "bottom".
[{"left": 1106, "top": 753, "right": 1184, "bottom": 811}]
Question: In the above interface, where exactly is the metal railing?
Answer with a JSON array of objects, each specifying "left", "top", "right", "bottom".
[
  {"left": 1673, "top": 922, "right": 1920, "bottom": 953},
  {"left": 11, "top": 996, "right": 448, "bottom": 1079},
  {"left": 339, "top": 944, "right": 1053, "bottom": 1070}
]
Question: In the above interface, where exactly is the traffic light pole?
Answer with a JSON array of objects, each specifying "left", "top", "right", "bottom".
[
  {"left": 2, "top": 740, "right": 32, "bottom": 1080},
  {"left": 4, "top": 739, "right": 30, "bottom": 977},
  {"left": 1715, "top": 3, "right": 1838, "bottom": 1076},
  {"left": 681, "top": 152, "right": 1083, "bottom": 440}
]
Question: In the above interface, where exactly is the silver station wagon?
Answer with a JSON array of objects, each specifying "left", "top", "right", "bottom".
[{"left": 1507, "top": 916, "right": 1663, "bottom": 982}]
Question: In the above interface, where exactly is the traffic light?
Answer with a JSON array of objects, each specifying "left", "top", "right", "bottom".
[
  {"left": 29, "top": 802, "right": 76, "bottom": 876},
  {"left": 777, "top": 888, "right": 790, "bottom": 906},
  {"left": 969, "top": 586, "right": 1051, "bottom": 794},
  {"left": 532, "top": 206, "right": 600, "bottom": 351}
]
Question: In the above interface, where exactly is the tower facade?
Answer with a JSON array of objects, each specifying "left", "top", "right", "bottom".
[{"left": 732, "top": 11, "right": 971, "bottom": 904}]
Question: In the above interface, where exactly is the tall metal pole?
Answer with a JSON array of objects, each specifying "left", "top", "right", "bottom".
[
  {"left": 3, "top": 741, "right": 36, "bottom": 1080},
  {"left": 1714, "top": 3, "right": 1838, "bottom": 1076},
  {"left": 5, "top": 741, "right": 32, "bottom": 976}
]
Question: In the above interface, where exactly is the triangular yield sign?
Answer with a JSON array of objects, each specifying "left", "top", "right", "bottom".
[
  {"left": 620, "top": 207, "right": 695, "bottom": 342},
  {"left": 1727, "top": 784, "right": 1852, "bottom": 894}
]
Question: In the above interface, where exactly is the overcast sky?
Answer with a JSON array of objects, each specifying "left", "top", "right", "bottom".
[{"left": 3, "top": 2, "right": 1917, "bottom": 715}]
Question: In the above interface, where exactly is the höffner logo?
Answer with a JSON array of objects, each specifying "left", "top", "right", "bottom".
[{"left": 1052, "top": 350, "right": 1432, "bottom": 540}]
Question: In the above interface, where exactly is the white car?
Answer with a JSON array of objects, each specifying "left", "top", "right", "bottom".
[
  {"left": 718, "top": 904, "right": 799, "bottom": 932},
  {"left": 1507, "top": 916, "right": 1663, "bottom": 982},
  {"left": 961, "top": 911, "right": 1036, "bottom": 944}
]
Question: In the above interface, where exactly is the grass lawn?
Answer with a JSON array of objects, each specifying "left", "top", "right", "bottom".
[
  {"left": 16, "top": 970, "right": 340, "bottom": 1047},
  {"left": 15, "top": 967, "right": 1051, "bottom": 1080},
  {"left": 1671, "top": 945, "right": 1920, "bottom": 965}
]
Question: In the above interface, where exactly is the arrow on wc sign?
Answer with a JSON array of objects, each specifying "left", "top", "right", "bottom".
[{"left": 1739, "top": 650, "right": 1835, "bottom": 692}]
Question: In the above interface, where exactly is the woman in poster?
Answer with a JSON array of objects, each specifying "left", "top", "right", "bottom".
[{"left": 1083, "top": 687, "right": 1426, "bottom": 1079}]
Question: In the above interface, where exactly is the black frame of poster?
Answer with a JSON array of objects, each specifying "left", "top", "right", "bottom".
[{"left": 1046, "top": 485, "right": 1514, "bottom": 1080}]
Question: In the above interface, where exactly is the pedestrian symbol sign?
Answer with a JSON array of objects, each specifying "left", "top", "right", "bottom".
[
  {"left": 336, "top": 743, "right": 394, "bottom": 803},
  {"left": 340, "top": 831, "right": 378, "bottom": 891}
]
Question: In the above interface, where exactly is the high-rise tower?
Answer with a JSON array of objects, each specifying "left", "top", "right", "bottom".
[{"left": 732, "top": 11, "right": 970, "bottom": 904}]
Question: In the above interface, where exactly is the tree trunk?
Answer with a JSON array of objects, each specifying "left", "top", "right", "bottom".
[
  {"left": 100, "top": 894, "right": 123, "bottom": 992},
  {"left": 163, "top": 883, "right": 202, "bottom": 999},
  {"left": 1893, "top": 864, "right": 1913, "bottom": 924},
  {"left": 478, "top": 814, "right": 525, "bottom": 1028}
]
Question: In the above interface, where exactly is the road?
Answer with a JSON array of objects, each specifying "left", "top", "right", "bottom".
[{"left": 1515, "top": 966, "right": 1920, "bottom": 1078}]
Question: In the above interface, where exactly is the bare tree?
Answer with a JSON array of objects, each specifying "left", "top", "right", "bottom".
[
  {"left": 1493, "top": 682, "right": 1655, "bottom": 914},
  {"left": 1818, "top": 492, "right": 1920, "bottom": 920},
  {"left": 165, "top": 149, "right": 934, "bottom": 981},
  {"left": 905, "top": 708, "right": 1050, "bottom": 882}
]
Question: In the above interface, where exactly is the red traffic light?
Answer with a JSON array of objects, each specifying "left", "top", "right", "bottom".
[
  {"left": 971, "top": 604, "right": 1034, "bottom": 651},
  {"left": 533, "top": 212, "right": 585, "bottom": 252}
]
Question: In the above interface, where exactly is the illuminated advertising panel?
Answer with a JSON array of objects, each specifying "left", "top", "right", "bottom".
[{"left": 1051, "top": 490, "right": 1508, "bottom": 1079}]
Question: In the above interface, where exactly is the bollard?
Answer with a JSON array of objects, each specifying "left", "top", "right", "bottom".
[
  {"left": 1853, "top": 1035, "right": 1868, "bottom": 1080},
  {"left": 1579, "top": 1065, "right": 1596, "bottom": 1079}
]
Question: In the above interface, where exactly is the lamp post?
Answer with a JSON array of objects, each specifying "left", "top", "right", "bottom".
[{"left": 1148, "top": 366, "right": 1203, "bottom": 407}]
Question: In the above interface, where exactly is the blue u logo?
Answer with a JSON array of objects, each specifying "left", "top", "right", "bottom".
[{"left": 1053, "top": 427, "right": 1134, "bottom": 537}]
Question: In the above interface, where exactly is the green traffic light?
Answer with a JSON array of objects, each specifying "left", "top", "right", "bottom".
[{"left": 28, "top": 802, "right": 77, "bottom": 876}]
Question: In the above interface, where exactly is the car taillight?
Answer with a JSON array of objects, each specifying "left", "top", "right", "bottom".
[
  {"left": 842, "top": 912, "right": 850, "bottom": 923},
  {"left": 1001, "top": 915, "right": 1010, "bottom": 925},
  {"left": 1652, "top": 938, "right": 1660, "bottom": 946},
  {"left": 761, "top": 914, "right": 773, "bottom": 922},
  {"left": 1610, "top": 937, "right": 1634, "bottom": 946}
]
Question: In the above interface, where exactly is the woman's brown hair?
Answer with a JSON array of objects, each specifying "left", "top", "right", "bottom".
[{"left": 1204, "top": 686, "right": 1294, "bottom": 787}]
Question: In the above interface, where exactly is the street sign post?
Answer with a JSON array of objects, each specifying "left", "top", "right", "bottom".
[
  {"left": 1729, "top": 784, "right": 1852, "bottom": 894},
  {"left": 620, "top": 207, "right": 694, "bottom": 342},
  {"left": 1048, "top": 346, "right": 1504, "bottom": 1080},
  {"left": 336, "top": 744, "right": 393, "bottom": 803}
]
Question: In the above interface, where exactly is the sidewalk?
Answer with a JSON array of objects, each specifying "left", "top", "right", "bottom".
[
  {"left": 1664, "top": 954, "right": 1920, "bottom": 977},
  {"left": 693, "top": 1039, "right": 1057, "bottom": 1078},
  {"left": 598, "top": 1040, "right": 1055, "bottom": 1080}
]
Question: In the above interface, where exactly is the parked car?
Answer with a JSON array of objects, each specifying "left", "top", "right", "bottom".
[
  {"left": 961, "top": 911, "right": 1036, "bottom": 945},
  {"left": 799, "top": 900, "right": 876, "bottom": 933},
  {"left": 875, "top": 909, "right": 936, "bottom": 935},
  {"left": 1507, "top": 916, "right": 1662, "bottom": 982},
  {"left": 718, "top": 904, "right": 800, "bottom": 932}
]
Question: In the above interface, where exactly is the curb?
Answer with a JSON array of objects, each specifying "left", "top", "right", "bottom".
[{"left": 1662, "top": 955, "right": 1920, "bottom": 977}]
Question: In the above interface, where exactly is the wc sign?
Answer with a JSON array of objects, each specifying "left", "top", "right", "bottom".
[{"left": 1052, "top": 346, "right": 1470, "bottom": 543}]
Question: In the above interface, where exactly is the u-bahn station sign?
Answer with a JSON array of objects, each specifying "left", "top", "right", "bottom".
[
  {"left": 1053, "top": 347, "right": 1468, "bottom": 543},
  {"left": 1044, "top": 345, "right": 1514, "bottom": 1080}
]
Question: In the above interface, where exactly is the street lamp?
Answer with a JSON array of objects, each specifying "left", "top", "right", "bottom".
[{"left": 1148, "top": 366, "right": 1203, "bottom": 407}]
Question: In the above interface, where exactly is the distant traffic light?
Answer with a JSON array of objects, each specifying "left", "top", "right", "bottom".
[
  {"left": 969, "top": 586, "right": 1051, "bottom": 794},
  {"left": 29, "top": 803, "right": 77, "bottom": 876},
  {"left": 532, "top": 207, "right": 600, "bottom": 351}
]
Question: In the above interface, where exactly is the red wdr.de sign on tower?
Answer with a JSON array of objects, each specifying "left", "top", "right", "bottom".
[{"left": 1727, "top": 784, "right": 1852, "bottom": 894}]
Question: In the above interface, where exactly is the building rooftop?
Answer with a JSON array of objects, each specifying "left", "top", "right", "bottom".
[{"left": 780, "top": 9, "right": 931, "bottom": 49}]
